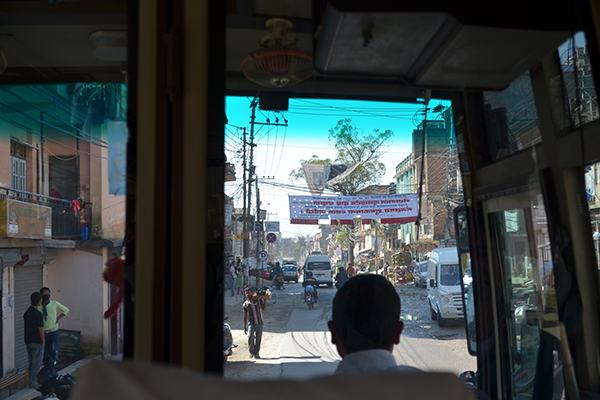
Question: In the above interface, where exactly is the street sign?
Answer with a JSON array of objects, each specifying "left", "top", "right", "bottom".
[
  {"left": 265, "top": 221, "right": 280, "bottom": 232},
  {"left": 254, "top": 221, "right": 263, "bottom": 231},
  {"left": 266, "top": 232, "right": 277, "bottom": 243},
  {"left": 258, "top": 251, "right": 268, "bottom": 262}
]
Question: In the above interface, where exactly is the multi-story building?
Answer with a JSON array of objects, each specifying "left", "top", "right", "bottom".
[
  {"left": 394, "top": 154, "right": 417, "bottom": 246},
  {"left": 0, "top": 83, "right": 127, "bottom": 373},
  {"left": 393, "top": 110, "right": 461, "bottom": 259}
]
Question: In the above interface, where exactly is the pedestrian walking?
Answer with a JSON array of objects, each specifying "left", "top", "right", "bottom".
[
  {"left": 243, "top": 287, "right": 267, "bottom": 359},
  {"left": 347, "top": 263, "right": 355, "bottom": 277},
  {"left": 229, "top": 262, "right": 237, "bottom": 297},
  {"left": 24, "top": 292, "right": 45, "bottom": 389},
  {"left": 235, "top": 267, "right": 244, "bottom": 301},
  {"left": 335, "top": 266, "right": 349, "bottom": 290},
  {"left": 40, "top": 287, "right": 69, "bottom": 359}
]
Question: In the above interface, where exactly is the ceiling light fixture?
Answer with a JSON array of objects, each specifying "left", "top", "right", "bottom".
[
  {"left": 89, "top": 31, "right": 127, "bottom": 62},
  {"left": 240, "top": 18, "right": 313, "bottom": 88}
]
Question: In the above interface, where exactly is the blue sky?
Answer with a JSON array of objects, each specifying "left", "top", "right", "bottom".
[{"left": 224, "top": 96, "right": 448, "bottom": 237}]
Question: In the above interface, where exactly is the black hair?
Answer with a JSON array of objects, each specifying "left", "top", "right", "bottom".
[
  {"left": 40, "top": 287, "right": 51, "bottom": 294},
  {"left": 30, "top": 292, "right": 42, "bottom": 305},
  {"left": 331, "top": 274, "right": 401, "bottom": 354}
]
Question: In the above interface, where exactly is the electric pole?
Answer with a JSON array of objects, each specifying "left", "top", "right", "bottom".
[
  {"left": 243, "top": 127, "right": 248, "bottom": 258},
  {"left": 246, "top": 97, "right": 287, "bottom": 267},
  {"left": 248, "top": 97, "right": 257, "bottom": 260}
]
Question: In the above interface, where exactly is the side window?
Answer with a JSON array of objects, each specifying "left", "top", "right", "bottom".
[{"left": 486, "top": 191, "right": 563, "bottom": 399}]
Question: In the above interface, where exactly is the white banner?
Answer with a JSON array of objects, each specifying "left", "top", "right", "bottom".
[
  {"left": 289, "top": 193, "right": 419, "bottom": 224},
  {"left": 302, "top": 163, "right": 358, "bottom": 196}
]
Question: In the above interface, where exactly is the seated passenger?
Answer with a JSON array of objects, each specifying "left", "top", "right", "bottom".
[
  {"left": 328, "top": 274, "right": 490, "bottom": 399},
  {"left": 327, "top": 274, "right": 419, "bottom": 374}
]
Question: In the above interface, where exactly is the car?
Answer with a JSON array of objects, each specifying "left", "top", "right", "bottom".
[
  {"left": 282, "top": 265, "right": 299, "bottom": 282},
  {"left": 413, "top": 261, "right": 428, "bottom": 288},
  {"left": 260, "top": 266, "right": 273, "bottom": 280}
]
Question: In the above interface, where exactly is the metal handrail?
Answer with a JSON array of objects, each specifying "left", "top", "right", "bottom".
[
  {"left": 0, "top": 186, "right": 92, "bottom": 240},
  {"left": 0, "top": 186, "right": 71, "bottom": 205}
]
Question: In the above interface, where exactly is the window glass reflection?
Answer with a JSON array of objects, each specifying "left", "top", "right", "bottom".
[
  {"left": 585, "top": 161, "right": 600, "bottom": 277},
  {"left": 559, "top": 31, "right": 599, "bottom": 129},
  {"left": 484, "top": 73, "right": 540, "bottom": 161}
]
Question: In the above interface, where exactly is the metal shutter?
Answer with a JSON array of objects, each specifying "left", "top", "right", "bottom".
[{"left": 14, "top": 266, "right": 42, "bottom": 372}]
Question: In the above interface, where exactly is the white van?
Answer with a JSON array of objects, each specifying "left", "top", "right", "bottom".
[
  {"left": 304, "top": 254, "right": 333, "bottom": 287},
  {"left": 427, "top": 247, "right": 463, "bottom": 327}
]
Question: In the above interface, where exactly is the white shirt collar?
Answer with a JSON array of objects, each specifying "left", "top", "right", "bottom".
[{"left": 334, "top": 349, "right": 398, "bottom": 375}]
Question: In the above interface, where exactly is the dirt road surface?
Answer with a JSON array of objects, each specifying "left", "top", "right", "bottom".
[{"left": 224, "top": 276, "right": 476, "bottom": 381}]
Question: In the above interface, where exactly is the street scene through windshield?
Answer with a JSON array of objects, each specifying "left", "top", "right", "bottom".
[{"left": 223, "top": 96, "right": 475, "bottom": 380}]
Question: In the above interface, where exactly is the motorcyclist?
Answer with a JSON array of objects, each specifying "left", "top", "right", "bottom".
[
  {"left": 303, "top": 271, "right": 318, "bottom": 302},
  {"left": 272, "top": 261, "right": 284, "bottom": 289}
]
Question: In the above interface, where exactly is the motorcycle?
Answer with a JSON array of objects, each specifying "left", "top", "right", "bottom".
[
  {"left": 397, "top": 271, "right": 406, "bottom": 284},
  {"left": 223, "top": 316, "right": 235, "bottom": 361},
  {"left": 304, "top": 285, "right": 315, "bottom": 309},
  {"left": 33, "top": 350, "right": 75, "bottom": 400},
  {"left": 273, "top": 274, "right": 284, "bottom": 290}
]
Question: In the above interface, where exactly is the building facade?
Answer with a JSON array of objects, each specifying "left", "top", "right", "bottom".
[{"left": 0, "top": 83, "right": 127, "bottom": 374}]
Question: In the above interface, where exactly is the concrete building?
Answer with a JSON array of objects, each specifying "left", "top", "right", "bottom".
[
  {"left": 392, "top": 111, "right": 461, "bottom": 258},
  {"left": 0, "top": 83, "right": 126, "bottom": 374}
]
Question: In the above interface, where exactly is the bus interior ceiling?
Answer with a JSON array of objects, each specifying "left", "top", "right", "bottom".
[{"left": 0, "top": 0, "right": 599, "bottom": 397}]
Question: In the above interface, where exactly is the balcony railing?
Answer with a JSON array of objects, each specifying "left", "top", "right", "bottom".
[{"left": 0, "top": 186, "right": 92, "bottom": 240}]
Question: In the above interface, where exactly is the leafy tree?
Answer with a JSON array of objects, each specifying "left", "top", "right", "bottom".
[
  {"left": 290, "top": 119, "right": 393, "bottom": 265},
  {"left": 293, "top": 236, "right": 307, "bottom": 263},
  {"left": 331, "top": 217, "right": 362, "bottom": 266},
  {"left": 289, "top": 119, "right": 393, "bottom": 196}
]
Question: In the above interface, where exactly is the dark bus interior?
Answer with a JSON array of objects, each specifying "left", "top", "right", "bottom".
[{"left": 0, "top": 1, "right": 599, "bottom": 399}]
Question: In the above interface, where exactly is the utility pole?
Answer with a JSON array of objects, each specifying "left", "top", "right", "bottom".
[
  {"left": 243, "top": 127, "right": 248, "bottom": 258},
  {"left": 246, "top": 97, "right": 287, "bottom": 268},
  {"left": 248, "top": 98, "right": 257, "bottom": 261},
  {"left": 256, "top": 180, "right": 261, "bottom": 265},
  {"left": 374, "top": 221, "right": 379, "bottom": 274}
]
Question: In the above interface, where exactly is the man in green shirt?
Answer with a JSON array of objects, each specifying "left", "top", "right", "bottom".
[{"left": 40, "top": 287, "right": 70, "bottom": 359}]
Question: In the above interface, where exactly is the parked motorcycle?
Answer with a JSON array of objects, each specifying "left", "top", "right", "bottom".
[
  {"left": 223, "top": 316, "right": 235, "bottom": 361},
  {"left": 33, "top": 350, "right": 75, "bottom": 400},
  {"left": 304, "top": 285, "right": 315, "bottom": 309}
]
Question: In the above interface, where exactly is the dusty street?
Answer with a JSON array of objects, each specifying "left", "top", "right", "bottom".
[{"left": 224, "top": 276, "right": 476, "bottom": 381}]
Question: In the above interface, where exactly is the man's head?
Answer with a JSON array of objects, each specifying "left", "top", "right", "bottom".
[
  {"left": 306, "top": 271, "right": 313, "bottom": 278},
  {"left": 40, "top": 287, "right": 51, "bottom": 302},
  {"left": 328, "top": 275, "right": 403, "bottom": 357},
  {"left": 30, "top": 292, "right": 42, "bottom": 306},
  {"left": 244, "top": 287, "right": 254, "bottom": 300}
]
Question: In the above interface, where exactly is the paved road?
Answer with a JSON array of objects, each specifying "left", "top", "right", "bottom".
[{"left": 224, "top": 279, "right": 476, "bottom": 381}]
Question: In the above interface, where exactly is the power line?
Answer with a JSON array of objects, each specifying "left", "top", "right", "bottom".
[{"left": 0, "top": 114, "right": 108, "bottom": 159}]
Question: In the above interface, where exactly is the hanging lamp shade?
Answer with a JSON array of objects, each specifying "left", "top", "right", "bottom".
[
  {"left": 241, "top": 49, "right": 313, "bottom": 88},
  {"left": 240, "top": 18, "right": 313, "bottom": 88}
]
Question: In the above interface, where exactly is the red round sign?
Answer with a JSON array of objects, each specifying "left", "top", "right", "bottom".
[{"left": 266, "top": 233, "right": 277, "bottom": 243}]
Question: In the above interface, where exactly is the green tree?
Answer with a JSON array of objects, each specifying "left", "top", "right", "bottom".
[
  {"left": 290, "top": 120, "right": 393, "bottom": 266},
  {"left": 293, "top": 236, "right": 307, "bottom": 263},
  {"left": 289, "top": 119, "right": 393, "bottom": 196}
]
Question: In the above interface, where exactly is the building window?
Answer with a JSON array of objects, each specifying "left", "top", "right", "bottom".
[{"left": 11, "top": 140, "right": 26, "bottom": 193}]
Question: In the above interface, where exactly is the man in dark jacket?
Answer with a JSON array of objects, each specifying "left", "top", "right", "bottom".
[
  {"left": 24, "top": 292, "right": 45, "bottom": 388},
  {"left": 335, "top": 266, "right": 349, "bottom": 289}
]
